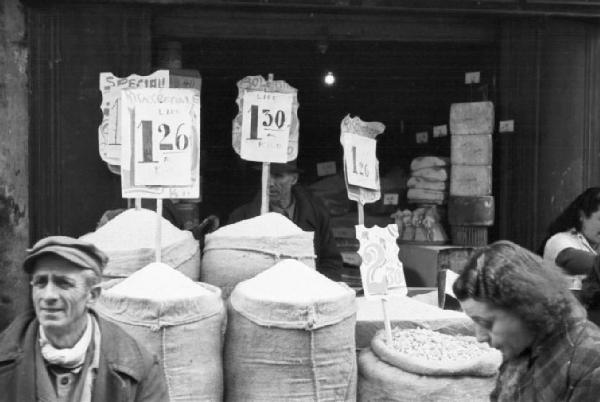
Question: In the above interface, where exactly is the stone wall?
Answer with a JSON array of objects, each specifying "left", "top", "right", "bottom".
[{"left": 0, "top": 0, "right": 29, "bottom": 330}]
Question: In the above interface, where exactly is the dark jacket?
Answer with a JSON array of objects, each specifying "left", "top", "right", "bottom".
[
  {"left": 0, "top": 310, "right": 168, "bottom": 402},
  {"left": 228, "top": 185, "right": 343, "bottom": 279}
]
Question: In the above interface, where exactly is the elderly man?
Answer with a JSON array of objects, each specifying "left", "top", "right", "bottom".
[
  {"left": 229, "top": 160, "right": 343, "bottom": 280},
  {"left": 0, "top": 236, "right": 167, "bottom": 401}
]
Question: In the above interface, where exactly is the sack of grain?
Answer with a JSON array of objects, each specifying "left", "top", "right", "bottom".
[
  {"left": 224, "top": 259, "right": 357, "bottom": 401},
  {"left": 358, "top": 348, "right": 497, "bottom": 402},
  {"left": 81, "top": 208, "right": 200, "bottom": 280},
  {"left": 95, "top": 262, "right": 226, "bottom": 402},
  {"left": 371, "top": 328, "right": 501, "bottom": 377},
  {"left": 202, "top": 213, "right": 316, "bottom": 299}
]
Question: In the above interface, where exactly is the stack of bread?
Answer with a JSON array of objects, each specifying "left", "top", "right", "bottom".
[{"left": 407, "top": 156, "right": 449, "bottom": 205}]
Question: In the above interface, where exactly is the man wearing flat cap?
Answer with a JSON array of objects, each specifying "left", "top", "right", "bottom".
[
  {"left": 228, "top": 160, "right": 343, "bottom": 280},
  {"left": 0, "top": 236, "right": 167, "bottom": 402}
]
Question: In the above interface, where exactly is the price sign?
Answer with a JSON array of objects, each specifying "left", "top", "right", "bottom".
[
  {"left": 342, "top": 133, "right": 378, "bottom": 190},
  {"left": 383, "top": 193, "right": 399, "bottom": 205},
  {"left": 120, "top": 88, "right": 200, "bottom": 199},
  {"left": 98, "top": 70, "right": 170, "bottom": 165},
  {"left": 356, "top": 224, "right": 407, "bottom": 299},
  {"left": 240, "top": 91, "right": 293, "bottom": 163}
]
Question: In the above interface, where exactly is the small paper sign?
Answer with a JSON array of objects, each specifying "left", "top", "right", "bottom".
[
  {"left": 383, "top": 193, "right": 399, "bottom": 205},
  {"left": 240, "top": 91, "right": 293, "bottom": 163},
  {"left": 465, "top": 71, "right": 481, "bottom": 84},
  {"left": 342, "top": 134, "right": 378, "bottom": 190},
  {"left": 120, "top": 88, "right": 200, "bottom": 199},
  {"left": 356, "top": 224, "right": 407, "bottom": 299},
  {"left": 499, "top": 120, "right": 514, "bottom": 133},
  {"left": 317, "top": 161, "right": 337, "bottom": 176},
  {"left": 99, "top": 70, "right": 170, "bottom": 166},
  {"left": 432, "top": 125, "right": 448, "bottom": 138},
  {"left": 415, "top": 131, "right": 428, "bottom": 144}
]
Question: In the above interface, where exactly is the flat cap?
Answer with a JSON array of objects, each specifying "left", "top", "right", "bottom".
[{"left": 23, "top": 235, "right": 108, "bottom": 275}]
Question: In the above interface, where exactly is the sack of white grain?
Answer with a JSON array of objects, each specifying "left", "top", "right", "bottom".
[
  {"left": 224, "top": 259, "right": 357, "bottom": 401},
  {"left": 357, "top": 328, "right": 501, "bottom": 401},
  {"left": 81, "top": 208, "right": 200, "bottom": 280},
  {"left": 95, "top": 262, "right": 226, "bottom": 402},
  {"left": 202, "top": 213, "right": 315, "bottom": 299}
]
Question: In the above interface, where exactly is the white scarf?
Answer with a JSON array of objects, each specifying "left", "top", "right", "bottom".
[{"left": 39, "top": 314, "right": 93, "bottom": 370}]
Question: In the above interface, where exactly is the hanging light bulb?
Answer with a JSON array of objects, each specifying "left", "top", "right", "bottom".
[{"left": 324, "top": 71, "right": 335, "bottom": 86}]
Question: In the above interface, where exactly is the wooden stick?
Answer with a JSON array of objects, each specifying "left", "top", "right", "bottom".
[
  {"left": 381, "top": 296, "right": 393, "bottom": 345},
  {"left": 261, "top": 162, "right": 270, "bottom": 215},
  {"left": 135, "top": 198, "right": 141, "bottom": 210},
  {"left": 155, "top": 199, "right": 163, "bottom": 263},
  {"left": 358, "top": 202, "right": 365, "bottom": 226}
]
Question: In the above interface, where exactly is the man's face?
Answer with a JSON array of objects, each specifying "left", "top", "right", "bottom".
[
  {"left": 31, "top": 255, "right": 100, "bottom": 336},
  {"left": 268, "top": 171, "right": 298, "bottom": 205},
  {"left": 461, "top": 298, "right": 535, "bottom": 361}
]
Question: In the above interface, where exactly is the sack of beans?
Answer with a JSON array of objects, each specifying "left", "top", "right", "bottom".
[
  {"left": 358, "top": 328, "right": 501, "bottom": 401},
  {"left": 224, "top": 259, "right": 357, "bottom": 401},
  {"left": 95, "top": 262, "right": 226, "bottom": 402},
  {"left": 202, "top": 213, "right": 315, "bottom": 298},
  {"left": 81, "top": 208, "right": 200, "bottom": 280}
]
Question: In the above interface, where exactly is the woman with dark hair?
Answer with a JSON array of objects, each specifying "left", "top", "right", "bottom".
[
  {"left": 453, "top": 240, "right": 600, "bottom": 401},
  {"left": 541, "top": 187, "right": 600, "bottom": 314}
]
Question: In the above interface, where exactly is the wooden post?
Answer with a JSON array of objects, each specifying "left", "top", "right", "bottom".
[
  {"left": 135, "top": 198, "right": 141, "bottom": 210},
  {"left": 155, "top": 199, "right": 163, "bottom": 263},
  {"left": 358, "top": 202, "right": 365, "bottom": 226},
  {"left": 261, "top": 162, "right": 270, "bottom": 215},
  {"left": 381, "top": 296, "right": 393, "bottom": 345}
]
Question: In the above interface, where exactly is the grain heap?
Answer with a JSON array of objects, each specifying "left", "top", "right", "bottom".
[
  {"left": 358, "top": 327, "right": 502, "bottom": 401},
  {"left": 81, "top": 208, "right": 200, "bottom": 280},
  {"left": 96, "top": 262, "right": 226, "bottom": 402},
  {"left": 202, "top": 213, "right": 316, "bottom": 298},
  {"left": 225, "top": 259, "right": 357, "bottom": 401}
]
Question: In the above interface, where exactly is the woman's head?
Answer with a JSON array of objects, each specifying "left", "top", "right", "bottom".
[
  {"left": 453, "top": 240, "right": 578, "bottom": 359},
  {"left": 548, "top": 187, "right": 600, "bottom": 245}
]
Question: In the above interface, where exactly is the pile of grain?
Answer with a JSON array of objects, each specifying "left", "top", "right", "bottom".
[
  {"left": 389, "top": 328, "right": 493, "bottom": 362},
  {"left": 81, "top": 208, "right": 188, "bottom": 250},
  {"left": 211, "top": 212, "right": 303, "bottom": 238},
  {"left": 107, "top": 262, "right": 210, "bottom": 300},
  {"left": 238, "top": 259, "right": 348, "bottom": 304}
]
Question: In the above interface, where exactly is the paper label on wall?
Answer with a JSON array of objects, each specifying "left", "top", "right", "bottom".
[
  {"left": 120, "top": 88, "right": 200, "bottom": 199},
  {"left": 342, "top": 133, "right": 378, "bottom": 190},
  {"left": 232, "top": 75, "right": 299, "bottom": 162},
  {"left": 317, "top": 161, "right": 337, "bottom": 176},
  {"left": 433, "top": 125, "right": 448, "bottom": 138},
  {"left": 415, "top": 131, "right": 428, "bottom": 144},
  {"left": 383, "top": 193, "right": 399, "bottom": 205},
  {"left": 98, "top": 70, "right": 169, "bottom": 166},
  {"left": 240, "top": 91, "right": 293, "bottom": 163},
  {"left": 356, "top": 224, "right": 407, "bottom": 299}
]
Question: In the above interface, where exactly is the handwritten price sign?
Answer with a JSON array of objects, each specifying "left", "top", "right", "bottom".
[
  {"left": 342, "top": 133, "right": 378, "bottom": 190},
  {"left": 240, "top": 91, "right": 293, "bottom": 163},
  {"left": 98, "top": 70, "right": 170, "bottom": 166},
  {"left": 356, "top": 224, "right": 407, "bottom": 299},
  {"left": 120, "top": 88, "right": 200, "bottom": 199},
  {"left": 232, "top": 75, "right": 299, "bottom": 162}
]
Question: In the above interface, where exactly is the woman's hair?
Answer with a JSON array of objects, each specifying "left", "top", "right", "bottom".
[
  {"left": 539, "top": 188, "right": 600, "bottom": 252},
  {"left": 453, "top": 240, "right": 578, "bottom": 335}
]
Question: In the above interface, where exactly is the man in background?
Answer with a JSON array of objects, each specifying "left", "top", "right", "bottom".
[{"left": 228, "top": 160, "right": 342, "bottom": 280}]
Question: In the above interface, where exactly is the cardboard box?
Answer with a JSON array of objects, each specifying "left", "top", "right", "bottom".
[
  {"left": 451, "top": 134, "right": 492, "bottom": 165},
  {"left": 450, "top": 165, "right": 492, "bottom": 196},
  {"left": 398, "top": 244, "right": 475, "bottom": 287},
  {"left": 449, "top": 101, "right": 494, "bottom": 135}
]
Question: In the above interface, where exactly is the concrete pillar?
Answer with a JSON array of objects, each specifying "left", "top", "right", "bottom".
[{"left": 0, "top": 0, "right": 30, "bottom": 330}]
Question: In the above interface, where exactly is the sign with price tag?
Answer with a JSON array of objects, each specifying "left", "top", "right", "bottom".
[
  {"left": 120, "top": 88, "right": 200, "bottom": 199},
  {"left": 240, "top": 91, "right": 293, "bottom": 163},
  {"left": 99, "top": 70, "right": 170, "bottom": 166},
  {"left": 340, "top": 115, "right": 385, "bottom": 205},
  {"left": 356, "top": 224, "right": 407, "bottom": 299},
  {"left": 232, "top": 75, "right": 299, "bottom": 162},
  {"left": 342, "top": 134, "right": 378, "bottom": 190}
]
